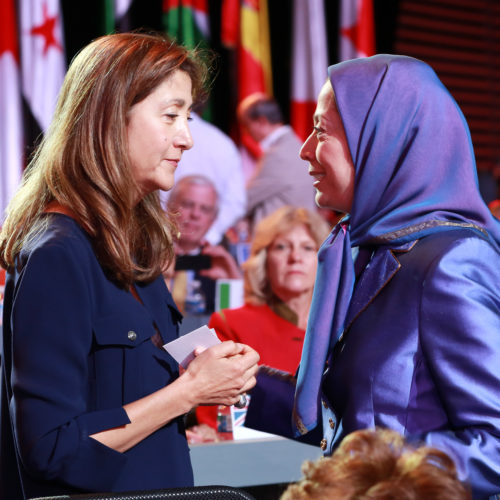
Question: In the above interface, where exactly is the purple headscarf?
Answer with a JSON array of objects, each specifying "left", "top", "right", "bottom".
[{"left": 293, "top": 54, "right": 500, "bottom": 436}]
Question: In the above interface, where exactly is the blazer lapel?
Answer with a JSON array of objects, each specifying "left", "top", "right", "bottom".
[{"left": 344, "top": 240, "right": 417, "bottom": 331}]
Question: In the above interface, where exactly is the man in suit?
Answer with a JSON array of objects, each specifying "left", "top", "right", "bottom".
[{"left": 238, "top": 94, "right": 316, "bottom": 230}]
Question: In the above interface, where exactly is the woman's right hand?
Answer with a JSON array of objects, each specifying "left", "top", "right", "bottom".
[{"left": 181, "top": 341, "right": 260, "bottom": 407}]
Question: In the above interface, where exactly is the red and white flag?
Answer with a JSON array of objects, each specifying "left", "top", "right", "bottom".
[
  {"left": 21, "top": 0, "right": 66, "bottom": 132},
  {"left": 290, "top": 0, "right": 328, "bottom": 141},
  {"left": 339, "top": 0, "right": 375, "bottom": 61},
  {"left": 0, "top": 0, "right": 24, "bottom": 219}
]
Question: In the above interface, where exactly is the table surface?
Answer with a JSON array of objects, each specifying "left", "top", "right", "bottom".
[{"left": 189, "top": 436, "right": 323, "bottom": 487}]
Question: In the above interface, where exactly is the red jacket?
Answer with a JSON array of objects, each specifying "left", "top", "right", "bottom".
[{"left": 196, "top": 302, "right": 305, "bottom": 428}]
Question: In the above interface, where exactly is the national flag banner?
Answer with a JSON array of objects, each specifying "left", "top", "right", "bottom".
[
  {"left": 20, "top": 0, "right": 66, "bottom": 132},
  {"left": 102, "top": 0, "right": 134, "bottom": 34},
  {"left": 0, "top": 0, "right": 24, "bottom": 220},
  {"left": 238, "top": 0, "right": 272, "bottom": 101},
  {"left": 115, "top": 0, "right": 134, "bottom": 31},
  {"left": 102, "top": 0, "right": 115, "bottom": 34},
  {"left": 290, "top": 0, "right": 328, "bottom": 141},
  {"left": 163, "top": 0, "right": 210, "bottom": 49},
  {"left": 163, "top": 0, "right": 211, "bottom": 119},
  {"left": 222, "top": 0, "right": 272, "bottom": 162},
  {"left": 339, "top": 0, "right": 375, "bottom": 61},
  {"left": 115, "top": 0, "right": 133, "bottom": 20},
  {"left": 221, "top": 0, "right": 239, "bottom": 49}
]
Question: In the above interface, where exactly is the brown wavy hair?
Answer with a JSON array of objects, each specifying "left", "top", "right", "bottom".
[
  {"left": 281, "top": 428, "right": 471, "bottom": 500},
  {"left": 0, "top": 32, "right": 209, "bottom": 286}
]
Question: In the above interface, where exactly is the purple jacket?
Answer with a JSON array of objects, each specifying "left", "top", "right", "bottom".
[
  {"left": 321, "top": 228, "right": 500, "bottom": 499},
  {"left": 247, "top": 227, "right": 500, "bottom": 499}
]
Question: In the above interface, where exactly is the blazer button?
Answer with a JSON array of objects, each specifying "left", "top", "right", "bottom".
[
  {"left": 127, "top": 330, "right": 137, "bottom": 341},
  {"left": 322, "top": 399, "right": 328, "bottom": 409},
  {"left": 329, "top": 418, "right": 335, "bottom": 429},
  {"left": 320, "top": 438, "right": 327, "bottom": 451}
]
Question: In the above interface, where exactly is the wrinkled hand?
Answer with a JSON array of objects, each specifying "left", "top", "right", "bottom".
[
  {"left": 199, "top": 244, "right": 242, "bottom": 280},
  {"left": 182, "top": 341, "right": 259, "bottom": 407}
]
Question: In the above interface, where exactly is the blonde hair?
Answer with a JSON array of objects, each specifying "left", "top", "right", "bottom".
[
  {"left": 243, "top": 206, "right": 330, "bottom": 304},
  {"left": 0, "top": 32, "right": 209, "bottom": 286},
  {"left": 281, "top": 428, "right": 471, "bottom": 500}
]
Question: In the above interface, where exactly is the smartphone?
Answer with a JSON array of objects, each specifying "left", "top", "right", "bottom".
[{"left": 174, "top": 254, "right": 212, "bottom": 271}]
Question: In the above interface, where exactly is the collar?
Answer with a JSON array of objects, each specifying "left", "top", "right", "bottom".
[{"left": 44, "top": 201, "right": 79, "bottom": 222}]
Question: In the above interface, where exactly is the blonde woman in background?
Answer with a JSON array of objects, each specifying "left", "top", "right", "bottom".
[{"left": 194, "top": 206, "right": 330, "bottom": 433}]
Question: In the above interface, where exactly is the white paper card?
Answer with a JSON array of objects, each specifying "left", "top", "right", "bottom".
[{"left": 163, "top": 325, "right": 221, "bottom": 369}]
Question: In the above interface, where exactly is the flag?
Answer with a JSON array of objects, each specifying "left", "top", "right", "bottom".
[
  {"left": 238, "top": 0, "right": 272, "bottom": 101},
  {"left": 221, "top": 0, "right": 239, "bottom": 49},
  {"left": 221, "top": 0, "right": 272, "bottom": 161},
  {"left": 0, "top": 0, "right": 24, "bottom": 220},
  {"left": 339, "top": 0, "right": 375, "bottom": 61},
  {"left": 163, "top": 0, "right": 211, "bottom": 119},
  {"left": 102, "top": 0, "right": 115, "bottom": 34},
  {"left": 115, "top": 0, "right": 133, "bottom": 23},
  {"left": 20, "top": 0, "right": 66, "bottom": 132},
  {"left": 163, "top": 0, "right": 210, "bottom": 49},
  {"left": 290, "top": 0, "right": 328, "bottom": 141},
  {"left": 115, "top": 0, "right": 134, "bottom": 31},
  {"left": 102, "top": 0, "right": 134, "bottom": 34}
]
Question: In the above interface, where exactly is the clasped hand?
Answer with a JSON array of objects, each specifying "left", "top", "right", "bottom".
[{"left": 182, "top": 341, "right": 259, "bottom": 407}]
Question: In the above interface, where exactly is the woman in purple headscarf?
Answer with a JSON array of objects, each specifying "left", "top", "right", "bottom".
[{"left": 288, "top": 55, "right": 500, "bottom": 499}]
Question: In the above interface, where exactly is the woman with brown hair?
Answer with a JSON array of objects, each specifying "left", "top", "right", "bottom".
[{"left": 0, "top": 32, "right": 259, "bottom": 498}]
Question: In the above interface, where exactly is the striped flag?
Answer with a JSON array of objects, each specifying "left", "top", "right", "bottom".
[
  {"left": 221, "top": 0, "right": 239, "bottom": 49},
  {"left": 20, "top": 0, "right": 66, "bottom": 132},
  {"left": 339, "top": 0, "right": 375, "bottom": 60},
  {"left": 101, "top": 0, "right": 134, "bottom": 34},
  {"left": 163, "top": 0, "right": 211, "bottom": 119},
  {"left": 0, "top": 0, "right": 24, "bottom": 220},
  {"left": 290, "top": 0, "right": 328, "bottom": 141},
  {"left": 221, "top": 0, "right": 272, "bottom": 162},
  {"left": 238, "top": 0, "right": 272, "bottom": 101},
  {"left": 115, "top": 0, "right": 133, "bottom": 30},
  {"left": 163, "top": 0, "right": 210, "bottom": 49}
]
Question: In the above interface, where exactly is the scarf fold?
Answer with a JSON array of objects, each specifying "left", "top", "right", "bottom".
[{"left": 293, "top": 221, "right": 354, "bottom": 434}]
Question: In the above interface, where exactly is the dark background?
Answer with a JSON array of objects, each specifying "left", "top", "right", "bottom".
[
  {"left": 58, "top": 0, "right": 499, "bottom": 200},
  {"left": 60, "top": 0, "right": 400, "bottom": 133}
]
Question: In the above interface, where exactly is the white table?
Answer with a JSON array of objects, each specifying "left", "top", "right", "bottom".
[{"left": 190, "top": 436, "right": 322, "bottom": 487}]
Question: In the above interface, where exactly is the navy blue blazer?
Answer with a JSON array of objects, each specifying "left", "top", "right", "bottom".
[{"left": 0, "top": 214, "right": 193, "bottom": 499}]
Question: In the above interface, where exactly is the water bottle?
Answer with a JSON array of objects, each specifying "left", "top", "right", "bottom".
[
  {"left": 216, "top": 404, "right": 233, "bottom": 440},
  {"left": 184, "top": 279, "right": 206, "bottom": 315}
]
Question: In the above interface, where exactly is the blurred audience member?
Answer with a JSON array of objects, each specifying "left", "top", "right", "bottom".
[
  {"left": 281, "top": 428, "right": 471, "bottom": 500},
  {"left": 489, "top": 199, "right": 500, "bottom": 219},
  {"left": 196, "top": 206, "right": 330, "bottom": 430},
  {"left": 161, "top": 112, "right": 246, "bottom": 245},
  {"left": 238, "top": 94, "right": 316, "bottom": 230},
  {"left": 167, "top": 175, "right": 241, "bottom": 315}
]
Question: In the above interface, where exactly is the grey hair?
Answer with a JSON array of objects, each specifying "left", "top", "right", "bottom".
[{"left": 167, "top": 174, "right": 220, "bottom": 215}]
